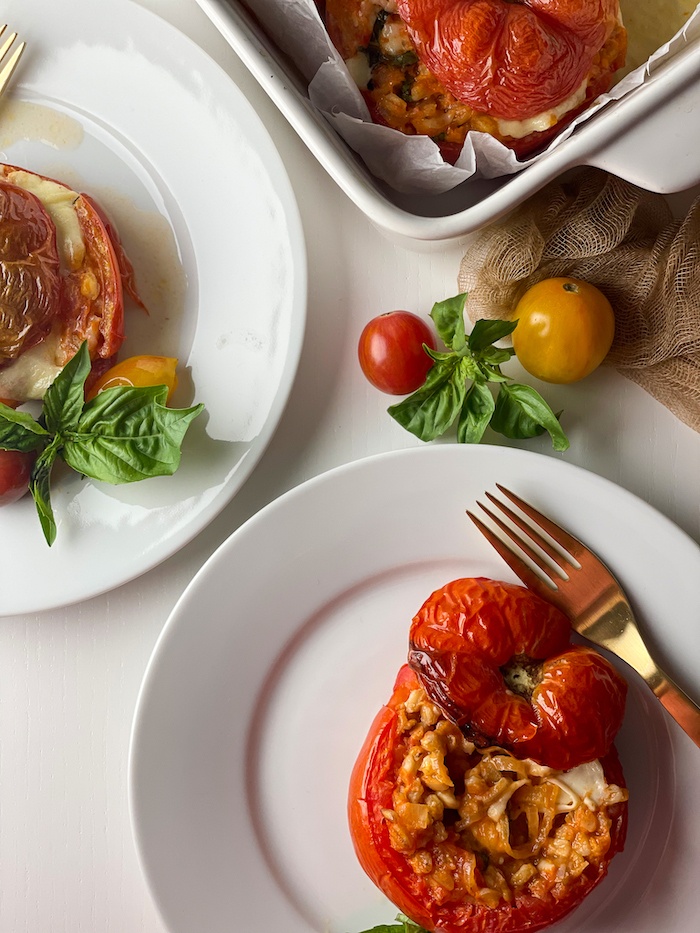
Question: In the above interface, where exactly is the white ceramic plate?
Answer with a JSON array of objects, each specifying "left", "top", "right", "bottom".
[
  {"left": 0, "top": 0, "right": 306, "bottom": 614},
  {"left": 129, "top": 444, "right": 700, "bottom": 933}
]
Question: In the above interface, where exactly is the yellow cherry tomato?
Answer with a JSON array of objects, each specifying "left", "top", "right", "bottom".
[
  {"left": 511, "top": 277, "right": 615, "bottom": 384},
  {"left": 86, "top": 355, "right": 178, "bottom": 402}
]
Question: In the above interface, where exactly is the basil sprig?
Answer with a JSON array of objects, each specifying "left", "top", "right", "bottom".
[
  {"left": 388, "top": 294, "right": 569, "bottom": 452},
  {"left": 354, "top": 913, "right": 429, "bottom": 933},
  {"left": 0, "top": 342, "right": 204, "bottom": 546}
]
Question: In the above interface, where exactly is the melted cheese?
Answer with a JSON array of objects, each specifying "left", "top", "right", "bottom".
[
  {"left": 496, "top": 80, "right": 588, "bottom": 140},
  {"left": 5, "top": 169, "right": 85, "bottom": 271},
  {"left": 0, "top": 330, "right": 63, "bottom": 401},
  {"left": 345, "top": 51, "right": 372, "bottom": 89},
  {"left": 550, "top": 759, "right": 609, "bottom": 812}
]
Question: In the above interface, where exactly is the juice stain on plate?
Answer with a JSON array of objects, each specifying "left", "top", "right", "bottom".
[
  {"left": 0, "top": 100, "right": 84, "bottom": 150},
  {"left": 85, "top": 186, "right": 188, "bottom": 358},
  {"left": 619, "top": 0, "right": 697, "bottom": 74}
]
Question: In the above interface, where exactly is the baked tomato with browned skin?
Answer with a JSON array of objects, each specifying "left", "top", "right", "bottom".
[
  {"left": 0, "top": 163, "right": 141, "bottom": 404},
  {"left": 349, "top": 664, "right": 628, "bottom": 933},
  {"left": 408, "top": 577, "right": 627, "bottom": 771}
]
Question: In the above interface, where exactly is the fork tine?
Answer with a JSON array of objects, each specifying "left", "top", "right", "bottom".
[
  {"left": 484, "top": 491, "right": 576, "bottom": 575},
  {"left": 0, "top": 27, "right": 17, "bottom": 59},
  {"left": 495, "top": 484, "right": 585, "bottom": 557},
  {"left": 466, "top": 509, "right": 558, "bottom": 599},
  {"left": 0, "top": 29, "right": 25, "bottom": 95}
]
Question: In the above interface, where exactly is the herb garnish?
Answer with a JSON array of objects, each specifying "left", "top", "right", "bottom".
[
  {"left": 0, "top": 341, "right": 204, "bottom": 545},
  {"left": 388, "top": 294, "right": 569, "bottom": 451},
  {"left": 353, "top": 913, "right": 429, "bottom": 933}
]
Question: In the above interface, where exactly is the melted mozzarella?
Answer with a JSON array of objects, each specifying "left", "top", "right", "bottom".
[
  {"left": 345, "top": 52, "right": 371, "bottom": 89},
  {"left": 0, "top": 330, "right": 63, "bottom": 401},
  {"left": 550, "top": 759, "right": 609, "bottom": 812},
  {"left": 5, "top": 169, "right": 85, "bottom": 271},
  {"left": 496, "top": 80, "right": 588, "bottom": 140}
]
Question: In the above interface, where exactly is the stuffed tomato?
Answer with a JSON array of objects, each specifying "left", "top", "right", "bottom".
[{"left": 349, "top": 664, "right": 628, "bottom": 933}]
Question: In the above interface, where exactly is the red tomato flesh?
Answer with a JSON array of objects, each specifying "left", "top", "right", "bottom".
[
  {"left": 395, "top": 0, "right": 622, "bottom": 120},
  {"left": 409, "top": 577, "right": 627, "bottom": 770},
  {"left": 358, "top": 311, "right": 437, "bottom": 395}
]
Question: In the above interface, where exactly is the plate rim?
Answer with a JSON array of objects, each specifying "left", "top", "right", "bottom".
[
  {"left": 128, "top": 443, "right": 700, "bottom": 933},
  {"left": 0, "top": 0, "right": 308, "bottom": 615}
]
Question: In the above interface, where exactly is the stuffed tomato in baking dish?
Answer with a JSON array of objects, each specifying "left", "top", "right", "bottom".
[
  {"left": 349, "top": 578, "right": 629, "bottom": 932},
  {"left": 322, "top": 0, "right": 628, "bottom": 160}
]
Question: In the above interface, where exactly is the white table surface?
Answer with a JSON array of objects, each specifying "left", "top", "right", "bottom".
[{"left": 2, "top": 1, "right": 699, "bottom": 931}]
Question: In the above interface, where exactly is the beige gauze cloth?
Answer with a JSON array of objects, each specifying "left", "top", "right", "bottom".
[{"left": 457, "top": 168, "right": 700, "bottom": 431}]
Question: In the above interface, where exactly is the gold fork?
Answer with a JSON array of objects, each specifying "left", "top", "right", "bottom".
[
  {"left": 0, "top": 25, "right": 25, "bottom": 97},
  {"left": 468, "top": 484, "right": 700, "bottom": 749}
]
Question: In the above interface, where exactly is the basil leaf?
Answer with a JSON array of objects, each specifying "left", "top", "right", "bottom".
[
  {"left": 476, "top": 344, "right": 515, "bottom": 366},
  {"left": 29, "top": 436, "right": 62, "bottom": 546},
  {"left": 353, "top": 915, "right": 429, "bottom": 933},
  {"left": 424, "top": 345, "right": 456, "bottom": 363},
  {"left": 492, "top": 383, "right": 570, "bottom": 451},
  {"left": 43, "top": 340, "right": 91, "bottom": 434},
  {"left": 430, "top": 294, "right": 467, "bottom": 351},
  {"left": 398, "top": 918, "right": 429, "bottom": 933},
  {"left": 458, "top": 381, "right": 495, "bottom": 444},
  {"left": 353, "top": 926, "right": 403, "bottom": 932},
  {"left": 468, "top": 318, "right": 517, "bottom": 352},
  {"left": 388, "top": 357, "right": 466, "bottom": 441},
  {"left": 63, "top": 385, "right": 204, "bottom": 483},
  {"left": 476, "top": 363, "right": 511, "bottom": 384},
  {"left": 0, "top": 405, "right": 50, "bottom": 452}
]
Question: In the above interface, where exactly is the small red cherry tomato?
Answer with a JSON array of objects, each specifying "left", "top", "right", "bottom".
[
  {"left": 409, "top": 577, "right": 627, "bottom": 770},
  {"left": 85, "top": 355, "right": 178, "bottom": 403},
  {"left": 0, "top": 448, "right": 35, "bottom": 505},
  {"left": 358, "top": 311, "right": 437, "bottom": 395}
]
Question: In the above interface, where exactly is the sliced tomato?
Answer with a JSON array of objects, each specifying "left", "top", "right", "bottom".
[
  {"left": 0, "top": 180, "right": 62, "bottom": 364},
  {"left": 57, "top": 192, "right": 125, "bottom": 365},
  {"left": 408, "top": 577, "right": 627, "bottom": 770},
  {"left": 349, "top": 664, "right": 628, "bottom": 933},
  {"left": 80, "top": 193, "right": 145, "bottom": 311},
  {"left": 0, "top": 163, "right": 144, "bottom": 404}
]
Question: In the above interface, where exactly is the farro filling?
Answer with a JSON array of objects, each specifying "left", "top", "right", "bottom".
[{"left": 382, "top": 685, "right": 629, "bottom": 909}]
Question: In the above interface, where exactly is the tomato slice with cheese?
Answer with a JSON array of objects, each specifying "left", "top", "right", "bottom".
[{"left": 0, "top": 164, "right": 135, "bottom": 403}]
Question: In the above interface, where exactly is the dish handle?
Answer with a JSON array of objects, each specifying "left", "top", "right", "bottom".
[{"left": 582, "top": 41, "right": 700, "bottom": 194}]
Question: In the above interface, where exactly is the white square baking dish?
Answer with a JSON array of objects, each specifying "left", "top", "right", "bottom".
[{"left": 195, "top": 0, "right": 700, "bottom": 244}]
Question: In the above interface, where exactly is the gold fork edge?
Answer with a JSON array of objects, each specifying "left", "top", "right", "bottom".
[{"left": 0, "top": 27, "right": 25, "bottom": 90}]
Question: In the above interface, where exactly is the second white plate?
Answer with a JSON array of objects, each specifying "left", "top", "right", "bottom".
[
  {"left": 1, "top": 0, "right": 306, "bottom": 614},
  {"left": 129, "top": 444, "right": 700, "bottom": 933}
]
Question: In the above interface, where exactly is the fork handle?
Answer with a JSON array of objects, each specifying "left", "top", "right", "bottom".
[{"left": 652, "top": 672, "right": 700, "bottom": 748}]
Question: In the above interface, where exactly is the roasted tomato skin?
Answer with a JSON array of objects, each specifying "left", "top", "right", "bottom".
[
  {"left": 408, "top": 577, "right": 627, "bottom": 770},
  {"left": 0, "top": 165, "right": 141, "bottom": 405},
  {"left": 59, "top": 192, "right": 125, "bottom": 365},
  {"left": 349, "top": 664, "right": 628, "bottom": 933},
  {"left": 0, "top": 180, "right": 62, "bottom": 364}
]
